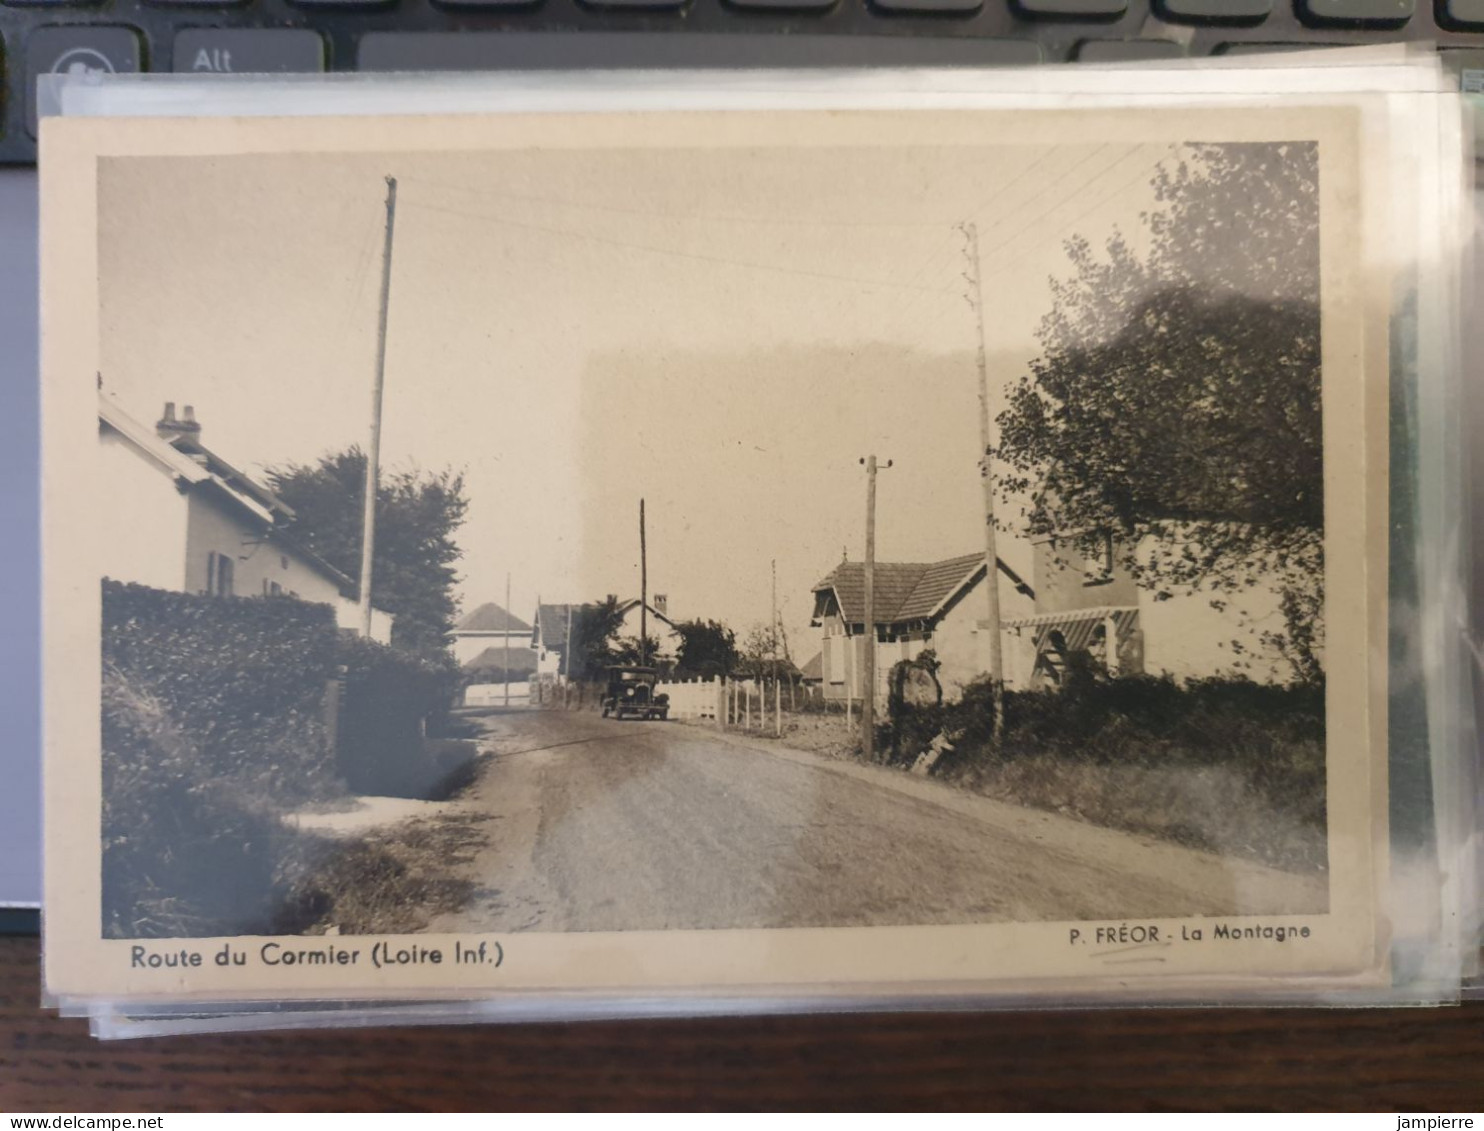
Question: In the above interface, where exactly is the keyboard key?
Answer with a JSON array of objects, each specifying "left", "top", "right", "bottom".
[
  {"left": 26, "top": 26, "right": 141, "bottom": 137},
  {"left": 1299, "top": 0, "right": 1410, "bottom": 22},
  {"left": 724, "top": 0, "right": 837, "bottom": 10},
  {"left": 432, "top": 0, "right": 541, "bottom": 9},
  {"left": 579, "top": 0, "right": 689, "bottom": 9},
  {"left": 290, "top": 0, "right": 395, "bottom": 10},
  {"left": 1155, "top": 0, "right": 1270, "bottom": 21},
  {"left": 869, "top": 0, "right": 982, "bottom": 13},
  {"left": 358, "top": 32, "right": 1042, "bottom": 70},
  {"left": 1075, "top": 37, "right": 1186, "bottom": 58},
  {"left": 1439, "top": 0, "right": 1484, "bottom": 25},
  {"left": 1016, "top": 0, "right": 1125, "bottom": 17},
  {"left": 173, "top": 29, "right": 325, "bottom": 72}
]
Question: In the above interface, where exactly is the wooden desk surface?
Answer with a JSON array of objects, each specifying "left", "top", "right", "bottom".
[{"left": 2, "top": 936, "right": 1482, "bottom": 1111}]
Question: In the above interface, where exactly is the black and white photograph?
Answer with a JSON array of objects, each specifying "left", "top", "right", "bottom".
[{"left": 41, "top": 106, "right": 1387, "bottom": 1000}]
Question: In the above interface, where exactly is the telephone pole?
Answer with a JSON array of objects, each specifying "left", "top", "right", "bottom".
[
  {"left": 771, "top": 558, "right": 780, "bottom": 737},
  {"left": 961, "top": 221, "right": 1005, "bottom": 740},
  {"left": 562, "top": 597, "right": 573, "bottom": 683},
  {"left": 504, "top": 572, "right": 511, "bottom": 709},
  {"left": 860, "top": 455, "right": 892, "bottom": 761},
  {"left": 358, "top": 175, "right": 397, "bottom": 639},
  {"left": 639, "top": 498, "right": 648, "bottom": 667}
]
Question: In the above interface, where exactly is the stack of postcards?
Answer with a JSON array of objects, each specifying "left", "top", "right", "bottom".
[{"left": 32, "top": 47, "right": 1484, "bottom": 1036}]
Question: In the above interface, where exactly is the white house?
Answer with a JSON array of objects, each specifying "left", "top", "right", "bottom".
[
  {"left": 810, "top": 552, "right": 1037, "bottom": 705},
  {"left": 531, "top": 602, "right": 575, "bottom": 679},
  {"left": 449, "top": 601, "right": 538, "bottom": 684},
  {"left": 531, "top": 595, "right": 683, "bottom": 679},
  {"left": 448, "top": 602, "right": 534, "bottom": 667},
  {"left": 810, "top": 533, "right": 1298, "bottom": 709},
  {"left": 98, "top": 393, "right": 393, "bottom": 643},
  {"left": 1014, "top": 530, "right": 1295, "bottom": 687},
  {"left": 613, "top": 596, "right": 682, "bottom": 666}
]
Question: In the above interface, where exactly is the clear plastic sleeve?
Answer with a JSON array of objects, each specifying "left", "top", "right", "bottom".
[{"left": 33, "top": 51, "right": 1477, "bottom": 1034}]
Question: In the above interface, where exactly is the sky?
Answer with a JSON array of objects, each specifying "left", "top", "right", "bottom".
[{"left": 96, "top": 123, "right": 1173, "bottom": 657}]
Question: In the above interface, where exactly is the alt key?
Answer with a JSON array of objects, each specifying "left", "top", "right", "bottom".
[{"left": 173, "top": 28, "right": 325, "bottom": 73}]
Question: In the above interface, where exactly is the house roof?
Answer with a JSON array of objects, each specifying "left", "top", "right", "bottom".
[
  {"left": 454, "top": 602, "right": 533, "bottom": 634},
  {"left": 532, "top": 599, "right": 677, "bottom": 651},
  {"left": 462, "top": 645, "right": 539, "bottom": 677},
  {"left": 100, "top": 393, "right": 280, "bottom": 526},
  {"left": 812, "top": 552, "right": 1033, "bottom": 627},
  {"left": 533, "top": 603, "right": 574, "bottom": 650},
  {"left": 100, "top": 393, "right": 357, "bottom": 596},
  {"left": 800, "top": 652, "right": 823, "bottom": 682},
  {"left": 614, "top": 598, "right": 678, "bottom": 631}
]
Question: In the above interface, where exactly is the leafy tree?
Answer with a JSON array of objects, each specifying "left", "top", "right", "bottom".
[
  {"left": 566, "top": 596, "right": 627, "bottom": 680},
  {"left": 674, "top": 619, "right": 739, "bottom": 679},
  {"left": 993, "top": 142, "right": 1323, "bottom": 682},
  {"left": 737, "top": 623, "right": 785, "bottom": 681},
  {"left": 611, "top": 634, "right": 664, "bottom": 669},
  {"left": 264, "top": 448, "right": 468, "bottom": 662}
]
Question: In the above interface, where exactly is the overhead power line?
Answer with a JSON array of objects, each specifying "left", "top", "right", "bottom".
[
  {"left": 403, "top": 197, "right": 958, "bottom": 296},
  {"left": 400, "top": 173, "right": 964, "bottom": 230}
]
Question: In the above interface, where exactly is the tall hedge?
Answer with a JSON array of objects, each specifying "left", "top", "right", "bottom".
[
  {"left": 101, "top": 666, "right": 285, "bottom": 937},
  {"left": 103, "top": 578, "right": 465, "bottom": 804},
  {"left": 102, "top": 579, "right": 342, "bottom": 804},
  {"left": 100, "top": 581, "right": 469, "bottom": 937},
  {"left": 335, "top": 634, "right": 461, "bottom": 796}
]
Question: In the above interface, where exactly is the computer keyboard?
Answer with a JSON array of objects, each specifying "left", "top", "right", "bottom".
[{"left": 0, "top": 0, "right": 1480, "bottom": 158}]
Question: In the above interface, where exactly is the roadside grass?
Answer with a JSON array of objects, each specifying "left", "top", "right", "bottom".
[
  {"left": 273, "top": 815, "right": 486, "bottom": 935},
  {"left": 745, "top": 666, "right": 1327, "bottom": 874},
  {"left": 888, "top": 666, "right": 1327, "bottom": 874},
  {"left": 947, "top": 754, "right": 1324, "bottom": 871}
]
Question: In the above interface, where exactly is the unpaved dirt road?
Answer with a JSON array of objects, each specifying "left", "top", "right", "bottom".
[{"left": 421, "top": 709, "right": 1326, "bottom": 934}]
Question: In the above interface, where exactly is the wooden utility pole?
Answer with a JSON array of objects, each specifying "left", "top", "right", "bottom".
[
  {"left": 562, "top": 599, "right": 573, "bottom": 685},
  {"left": 860, "top": 455, "right": 892, "bottom": 761},
  {"left": 639, "top": 498, "right": 648, "bottom": 668},
  {"left": 358, "top": 175, "right": 397, "bottom": 638},
  {"left": 504, "top": 572, "right": 511, "bottom": 709},
  {"left": 962, "top": 221, "right": 1005, "bottom": 740},
  {"left": 772, "top": 559, "right": 781, "bottom": 737}
]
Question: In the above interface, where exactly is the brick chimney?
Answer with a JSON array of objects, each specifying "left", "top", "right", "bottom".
[
  {"left": 156, "top": 402, "right": 202, "bottom": 445},
  {"left": 652, "top": 593, "right": 668, "bottom": 618}
]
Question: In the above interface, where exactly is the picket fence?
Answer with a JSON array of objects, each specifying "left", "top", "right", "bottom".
[
  {"left": 655, "top": 676, "right": 721, "bottom": 721},
  {"left": 654, "top": 676, "right": 793, "bottom": 732},
  {"left": 463, "top": 681, "right": 531, "bottom": 707}
]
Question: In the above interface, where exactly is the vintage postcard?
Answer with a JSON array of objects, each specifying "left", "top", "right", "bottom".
[{"left": 42, "top": 100, "right": 1393, "bottom": 1005}]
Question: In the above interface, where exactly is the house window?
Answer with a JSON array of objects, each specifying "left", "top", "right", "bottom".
[
  {"left": 206, "top": 551, "right": 234, "bottom": 597},
  {"left": 1082, "top": 532, "right": 1114, "bottom": 587},
  {"left": 261, "top": 580, "right": 282, "bottom": 597}
]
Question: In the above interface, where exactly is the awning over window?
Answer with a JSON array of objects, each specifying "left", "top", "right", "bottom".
[{"left": 1004, "top": 606, "right": 1139, "bottom": 654}]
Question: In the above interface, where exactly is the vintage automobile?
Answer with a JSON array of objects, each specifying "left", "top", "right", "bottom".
[{"left": 600, "top": 666, "right": 670, "bottom": 721}]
